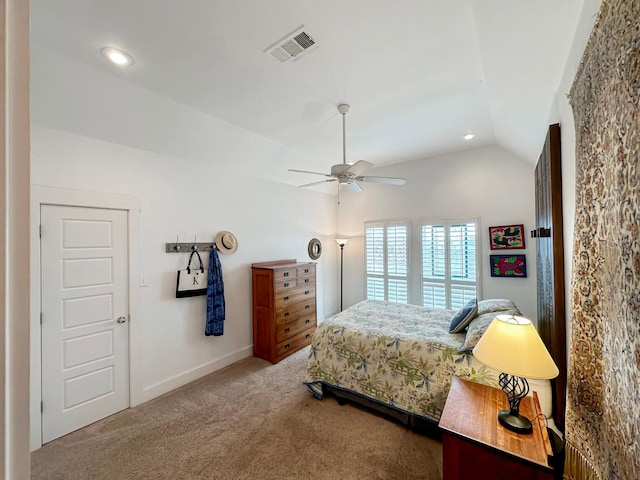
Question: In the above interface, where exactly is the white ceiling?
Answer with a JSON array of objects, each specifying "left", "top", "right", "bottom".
[{"left": 30, "top": 1, "right": 585, "bottom": 176}]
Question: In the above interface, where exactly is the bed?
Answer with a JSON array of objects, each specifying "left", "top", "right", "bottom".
[{"left": 303, "top": 298, "right": 535, "bottom": 431}]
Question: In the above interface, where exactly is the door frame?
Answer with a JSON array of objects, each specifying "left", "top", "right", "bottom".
[{"left": 30, "top": 185, "right": 141, "bottom": 451}]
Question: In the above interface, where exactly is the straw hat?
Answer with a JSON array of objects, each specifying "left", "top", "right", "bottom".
[{"left": 214, "top": 231, "right": 238, "bottom": 254}]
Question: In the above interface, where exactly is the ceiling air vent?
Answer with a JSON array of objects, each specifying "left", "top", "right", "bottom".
[{"left": 265, "top": 26, "right": 317, "bottom": 63}]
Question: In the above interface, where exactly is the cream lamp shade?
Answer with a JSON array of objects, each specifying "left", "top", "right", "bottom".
[
  {"left": 472, "top": 315, "right": 559, "bottom": 380},
  {"left": 335, "top": 238, "right": 349, "bottom": 247}
]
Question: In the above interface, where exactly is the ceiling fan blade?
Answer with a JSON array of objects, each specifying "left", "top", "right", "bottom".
[
  {"left": 288, "top": 169, "right": 334, "bottom": 178},
  {"left": 346, "top": 180, "right": 363, "bottom": 193},
  {"left": 355, "top": 175, "right": 406, "bottom": 186},
  {"left": 298, "top": 179, "right": 338, "bottom": 188},
  {"left": 345, "top": 160, "right": 374, "bottom": 177}
]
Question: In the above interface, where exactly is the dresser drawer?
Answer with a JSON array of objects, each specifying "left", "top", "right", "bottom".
[
  {"left": 297, "top": 275, "right": 315, "bottom": 287},
  {"left": 274, "top": 286, "right": 316, "bottom": 309},
  {"left": 273, "top": 267, "right": 298, "bottom": 281},
  {"left": 274, "top": 278, "right": 297, "bottom": 293},
  {"left": 276, "top": 315, "right": 316, "bottom": 343},
  {"left": 276, "top": 328, "right": 315, "bottom": 358},
  {"left": 276, "top": 302, "right": 315, "bottom": 325},
  {"left": 297, "top": 265, "right": 315, "bottom": 278}
]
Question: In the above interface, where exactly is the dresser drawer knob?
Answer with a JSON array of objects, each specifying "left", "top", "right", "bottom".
[
  {"left": 304, "top": 290, "right": 309, "bottom": 295},
  {"left": 305, "top": 333, "right": 310, "bottom": 338},
  {"left": 284, "top": 327, "right": 290, "bottom": 333},
  {"left": 284, "top": 296, "right": 289, "bottom": 301},
  {"left": 284, "top": 282, "right": 289, "bottom": 287},
  {"left": 304, "top": 278, "right": 309, "bottom": 283},
  {"left": 284, "top": 343, "right": 290, "bottom": 349},
  {"left": 305, "top": 319, "right": 310, "bottom": 324},
  {"left": 304, "top": 268, "right": 309, "bottom": 273},
  {"left": 284, "top": 312, "right": 289, "bottom": 317},
  {"left": 305, "top": 305, "right": 310, "bottom": 310},
  {"left": 284, "top": 272, "right": 289, "bottom": 277}
]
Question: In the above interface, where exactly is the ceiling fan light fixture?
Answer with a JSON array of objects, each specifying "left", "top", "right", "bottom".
[{"left": 463, "top": 133, "right": 476, "bottom": 140}]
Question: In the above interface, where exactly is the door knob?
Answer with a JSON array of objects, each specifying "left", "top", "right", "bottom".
[{"left": 117, "top": 316, "right": 127, "bottom": 324}]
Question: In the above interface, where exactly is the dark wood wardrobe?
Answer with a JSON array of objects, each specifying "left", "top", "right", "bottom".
[{"left": 534, "top": 123, "right": 567, "bottom": 430}]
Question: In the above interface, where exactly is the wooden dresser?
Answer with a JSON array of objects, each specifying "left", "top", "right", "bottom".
[
  {"left": 251, "top": 259, "right": 317, "bottom": 364},
  {"left": 439, "top": 377, "right": 554, "bottom": 480}
]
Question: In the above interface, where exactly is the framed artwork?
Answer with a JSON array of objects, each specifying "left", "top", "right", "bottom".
[
  {"left": 490, "top": 254, "right": 527, "bottom": 278},
  {"left": 489, "top": 224, "right": 525, "bottom": 250}
]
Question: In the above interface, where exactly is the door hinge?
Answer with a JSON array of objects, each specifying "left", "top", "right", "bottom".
[
  {"left": 39, "top": 225, "right": 42, "bottom": 238},
  {"left": 41, "top": 401, "right": 44, "bottom": 413},
  {"left": 40, "top": 312, "right": 43, "bottom": 325}
]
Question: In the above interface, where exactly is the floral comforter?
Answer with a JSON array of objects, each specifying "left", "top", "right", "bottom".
[{"left": 303, "top": 300, "right": 502, "bottom": 423}]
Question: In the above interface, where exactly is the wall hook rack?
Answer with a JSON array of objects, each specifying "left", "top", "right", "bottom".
[
  {"left": 166, "top": 235, "right": 216, "bottom": 253},
  {"left": 166, "top": 231, "right": 238, "bottom": 254},
  {"left": 165, "top": 242, "right": 217, "bottom": 253}
]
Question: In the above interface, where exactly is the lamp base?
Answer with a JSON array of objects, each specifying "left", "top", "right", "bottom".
[{"left": 498, "top": 410, "right": 533, "bottom": 434}]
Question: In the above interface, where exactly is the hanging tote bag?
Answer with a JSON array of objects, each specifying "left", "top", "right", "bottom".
[{"left": 176, "top": 250, "right": 208, "bottom": 298}]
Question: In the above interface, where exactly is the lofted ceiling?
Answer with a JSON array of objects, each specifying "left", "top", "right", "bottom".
[{"left": 30, "top": 1, "right": 585, "bottom": 182}]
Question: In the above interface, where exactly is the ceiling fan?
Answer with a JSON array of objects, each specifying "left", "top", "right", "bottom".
[{"left": 288, "top": 104, "right": 406, "bottom": 193}]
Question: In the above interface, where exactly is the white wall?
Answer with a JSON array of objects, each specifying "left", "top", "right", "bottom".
[
  {"left": 30, "top": 48, "right": 338, "bottom": 450},
  {"left": 336, "top": 145, "right": 538, "bottom": 319}
]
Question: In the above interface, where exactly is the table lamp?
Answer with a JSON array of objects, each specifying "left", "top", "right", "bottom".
[{"left": 472, "top": 314, "right": 559, "bottom": 434}]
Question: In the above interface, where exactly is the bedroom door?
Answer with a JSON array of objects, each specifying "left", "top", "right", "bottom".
[{"left": 40, "top": 205, "right": 130, "bottom": 443}]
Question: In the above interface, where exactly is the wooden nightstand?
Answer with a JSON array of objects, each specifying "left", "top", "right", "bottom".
[{"left": 439, "top": 377, "right": 554, "bottom": 480}]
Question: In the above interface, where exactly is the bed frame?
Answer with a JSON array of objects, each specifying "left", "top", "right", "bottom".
[{"left": 321, "top": 384, "right": 442, "bottom": 438}]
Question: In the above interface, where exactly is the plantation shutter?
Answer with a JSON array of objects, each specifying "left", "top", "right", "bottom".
[
  {"left": 366, "top": 226, "right": 385, "bottom": 300},
  {"left": 365, "top": 222, "right": 409, "bottom": 303},
  {"left": 387, "top": 225, "right": 408, "bottom": 303},
  {"left": 366, "top": 218, "right": 478, "bottom": 309},
  {"left": 449, "top": 222, "right": 477, "bottom": 308},
  {"left": 421, "top": 224, "right": 446, "bottom": 308},
  {"left": 421, "top": 220, "right": 478, "bottom": 309}
]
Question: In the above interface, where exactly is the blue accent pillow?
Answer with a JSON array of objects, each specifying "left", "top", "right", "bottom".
[{"left": 449, "top": 298, "right": 478, "bottom": 333}]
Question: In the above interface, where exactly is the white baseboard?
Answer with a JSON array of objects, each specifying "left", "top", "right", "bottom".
[{"left": 135, "top": 345, "right": 253, "bottom": 405}]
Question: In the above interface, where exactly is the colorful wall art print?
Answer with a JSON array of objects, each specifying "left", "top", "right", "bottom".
[
  {"left": 490, "top": 255, "right": 527, "bottom": 278},
  {"left": 489, "top": 224, "right": 525, "bottom": 250}
]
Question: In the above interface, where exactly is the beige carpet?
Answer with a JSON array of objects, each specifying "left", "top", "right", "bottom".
[{"left": 32, "top": 347, "right": 443, "bottom": 479}]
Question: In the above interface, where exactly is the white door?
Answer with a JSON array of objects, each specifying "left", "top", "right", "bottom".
[{"left": 41, "top": 205, "right": 130, "bottom": 443}]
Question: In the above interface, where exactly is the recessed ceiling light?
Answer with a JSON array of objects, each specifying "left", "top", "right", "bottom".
[
  {"left": 463, "top": 133, "right": 475, "bottom": 140},
  {"left": 101, "top": 47, "right": 134, "bottom": 66}
]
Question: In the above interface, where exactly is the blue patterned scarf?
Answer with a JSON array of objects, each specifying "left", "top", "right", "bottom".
[{"left": 206, "top": 248, "right": 225, "bottom": 336}]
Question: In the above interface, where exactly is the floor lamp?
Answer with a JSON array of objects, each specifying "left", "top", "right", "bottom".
[{"left": 335, "top": 238, "right": 349, "bottom": 311}]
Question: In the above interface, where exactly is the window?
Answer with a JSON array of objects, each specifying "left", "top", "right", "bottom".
[
  {"left": 365, "top": 222, "right": 409, "bottom": 303},
  {"left": 365, "top": 218, "right": 479, "bottom": 309},
  {"left": 421, "top": 220, "right": 478, "bottom": 310}
]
